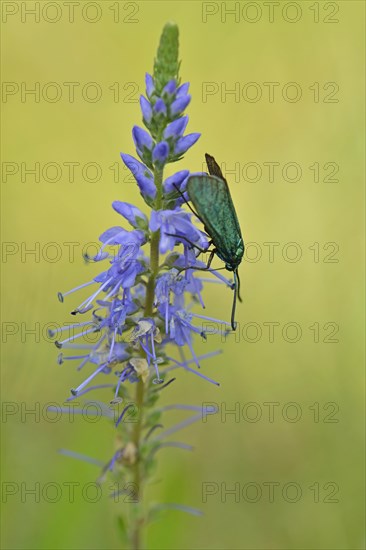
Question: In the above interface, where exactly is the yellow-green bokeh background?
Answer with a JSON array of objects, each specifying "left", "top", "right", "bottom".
[{"left": 1, "top": 1, "right": 365, "bottom": 548}]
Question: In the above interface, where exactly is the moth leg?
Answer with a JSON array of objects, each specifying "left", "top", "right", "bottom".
[
  {"left": 204, "top": 248, "right": 216, "bottom": 270},
  {"left": 178, "top": 248, "right": 217, "bottom": 274},
  {"left": 164, "top": 232, "right": 213, "bottom": 256}
]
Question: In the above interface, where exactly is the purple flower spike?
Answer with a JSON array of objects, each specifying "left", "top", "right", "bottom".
[
  {"left": 140, "top": 96, "right": 153, "bottom": 124},
  {"left": 54, "top": 28, "right": 233, "bottom": 540},
  {"left": 153, "top": 141, "right": 169, "bottom": 166},
  {"left": 170, "top": 95, "right": 191, "bottom": 116},
  {"left": 164, "top": 116, "right": 189, "bottom": 140},
  {"left": 174, "top": 133, "right": 201, "bottom": 156},
  {"left": 132, "top": 126, "right": 154, "bottom": 152}
]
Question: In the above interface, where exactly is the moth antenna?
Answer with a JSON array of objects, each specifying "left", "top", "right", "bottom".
[
  {"left": 236, "top": 269, "right": 242, "bottom": 303},
  {"left": 231, "top": 270, "right": 238, "bottom": 331},
  {"left": 172, "top": 183, "right": 200, "bottom": 219}
]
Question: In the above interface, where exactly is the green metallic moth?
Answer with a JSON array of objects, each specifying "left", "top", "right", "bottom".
[{"left": 187, "top": 154, "right": 244, "bottom": 330}]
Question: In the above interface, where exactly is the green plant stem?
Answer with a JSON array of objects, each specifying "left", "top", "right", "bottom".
[{"left": 131, "top": 167, "right": 163, "bottom": 550}]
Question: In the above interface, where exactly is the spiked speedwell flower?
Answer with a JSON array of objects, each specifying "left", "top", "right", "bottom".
[{"left": 53, "top": 23, "right": 234, "bottom": 549}]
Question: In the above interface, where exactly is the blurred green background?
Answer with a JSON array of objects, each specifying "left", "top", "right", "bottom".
[{"left": 1, "top": 1, "right": 365, "bottom": 549}]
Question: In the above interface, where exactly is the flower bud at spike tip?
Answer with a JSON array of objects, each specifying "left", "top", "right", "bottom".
[
  {"left": 163, "top": 79, "right": 177, "bottom": 96},
  {"left": 145, "top": 73, "right": 155, "bottom": 97},
  {"left": 140, "top": 95, "right": 152, "bottom": 124},
  {"left": 153, "top": 23, "right": 180, "bottom": 95}
]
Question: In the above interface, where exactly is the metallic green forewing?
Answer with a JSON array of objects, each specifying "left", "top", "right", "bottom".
[
  {"left": 187, "top": 156, "right": 244, "bottom": 271},
  {"left": 187, "top": 154, "right": 245, "bottom": 330}
]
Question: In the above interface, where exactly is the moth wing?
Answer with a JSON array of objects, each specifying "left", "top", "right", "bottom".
[
  {"left": 187, "top": 175, "right": 242, "bottom": 261},
  {"left": 205, "top": 153, "right": 226, "bottom": 181}
]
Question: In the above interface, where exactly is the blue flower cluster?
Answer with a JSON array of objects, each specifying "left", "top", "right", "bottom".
[{"left": 57, "top": 72, "right": 232, "bottom": 395}]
